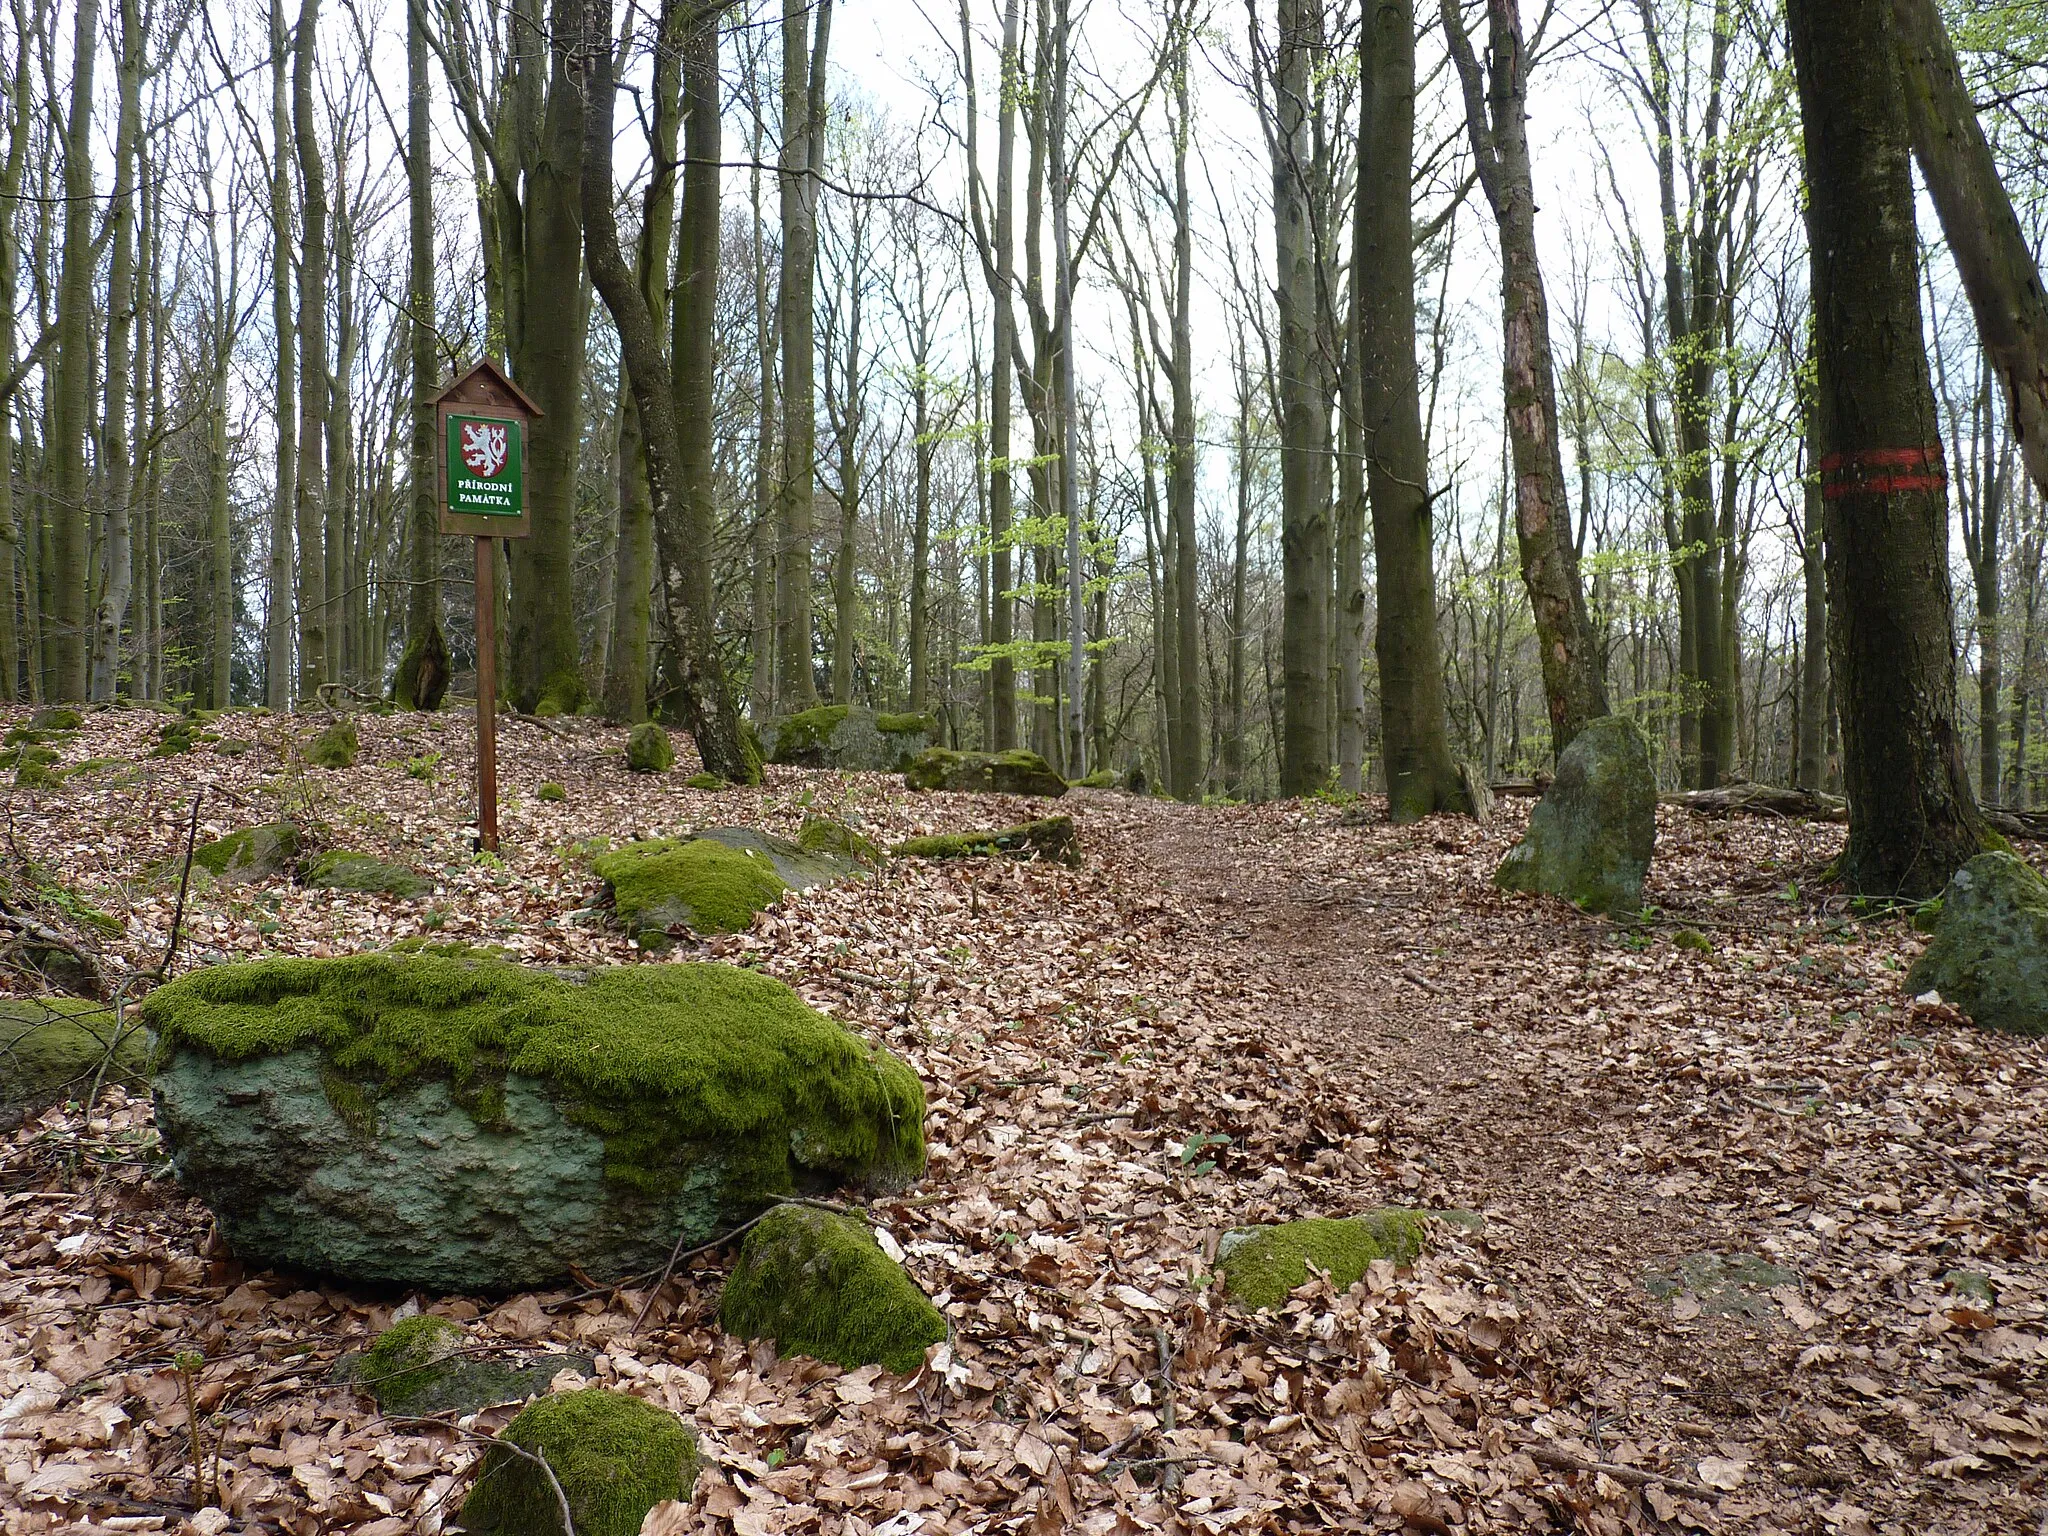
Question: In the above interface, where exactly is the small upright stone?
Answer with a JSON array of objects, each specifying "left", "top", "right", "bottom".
[
  {"left": 626, "top": 721, "right": 674, "bottom": 773},
  {"left": 1494, "top": 715, "right": 1655, "bottom": 914},
  {"left": 308, "top": 719, "right": 359, "bottom": 769},
  {"left": 719, "top": 1204, "right": 947, "bottom": 1373},
  {"left": 1906, "top": 851, "right": 2048, "bottom": 1036}
]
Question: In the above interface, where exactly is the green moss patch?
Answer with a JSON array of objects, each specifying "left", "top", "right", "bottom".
[
  {"left": 626, "top": 722, "right": 674, "bottom": 773},
  {"left": 460, "top": 1388, "right": 698, "bottom": 1536},
  {"left": 140, "top": 952, "right": 927, "bottom": 1195},
  {"left": 536, "top": 782, "right": 566, "bottom": 803},
  {"left": 775, "top": 704, "right": 851, "bottom": 759},
  {"left": 29, "top": 707, "right": 83, "bottom": 733},
  {"left": 4, "top": 728, "right": 44, "bottom": 747},
  {"left": 302, "top": 851, "right": 429, "bottom": 899},
  {"left": 685, "top": 772, "right": 728, "bottom": 791},
  {"left": 1216, "top": 1210, "right": 1429, "bottom": 1310},
  {"left": 720, "top": 1204, "right": 946, "bottom": 1374},
  {"left": 1070, "top": 768, "right": 1117, "bottom": 789},
  {"left": 891, "top": 815, "right": 1079, "bottom": 867},
  {"left": 876, "top": 711, "right": 936, "bottom": 736},
  {"left": 799, "top": 815, "right": 881, "bottom": 865},
  {"left": 593, "top": 838, "right": 787, "bottom": 938},
  {"left": 346, "top": 1314, "right": 587, "bottom": 1417},
  {"left": 193, "top": 824, "right": 301, "bottom": 883},
  {"left": 307, "top": 718, "right": 360, "bottom": 768},
  {"left": 0, "top": 1000, "right": 150, "bottom": 1112}
]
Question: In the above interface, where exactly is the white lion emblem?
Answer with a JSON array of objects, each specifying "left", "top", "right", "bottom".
[{"left": 461, "top": 421, "right": 509, "bottom": 479}]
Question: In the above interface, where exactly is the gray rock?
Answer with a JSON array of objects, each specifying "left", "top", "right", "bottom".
[
  {"left": 590, "top": 828, "right": 859, "bottom": 941},
  {"left": 1644, "top": 1252, "right": 1798, "bottom": 1319},
  {"left": 144, "top": 953, "right": 927, "bottom": 1291},
  {"left": 1906, "top": 851, "right": 2048, "bottom": 1036},
  {"left": 1494, "top": 715, "right": 1655, "bottom": 914},
  {"left": 764, "top": 706, "right": 935, "bottom": 771},
  {"left": 340, "top": 1314, "right": 589, "bottom": 1416},
  {"left": 192, "top": 824, "right": 302, "bottom": 884}
]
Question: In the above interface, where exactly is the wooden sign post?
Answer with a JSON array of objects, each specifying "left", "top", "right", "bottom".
[{"left": 432, "top": 360, "right": 539, "bottom": 853}]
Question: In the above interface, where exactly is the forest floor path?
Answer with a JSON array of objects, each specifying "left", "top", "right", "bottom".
[
  {"left": 1112, "top": 792, "right": 2047, "bottom": 1536},
  {"left": 0, "top": 708, "right": 2039, "bottom": 1536}
]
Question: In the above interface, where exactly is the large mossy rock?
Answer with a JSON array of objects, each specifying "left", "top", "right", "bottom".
[
  {"left": 1907, "top": 851, "right": 2048, "bottom": 1035},
  {"left": 626, "top": 722, "right": 674, "bottom": 773},
  {"left": 344, "top": 1314, "right": 588, "bottom": 1416},
  {"left": 301, "top": 851, "right": 429, "bottom": 899},
  {"left": 1216, "top": 1210, "right": 1429, "bottom": 1310},
  {"left": 307, "top": 719, "right": 360, "bottom": 769},
  {"left": 1, "top": 1000, "right": 150, "bottom": 1123},
  {"left": 1494, "top": 715, "right": 1655, "bottom": 914},
  {"left": 904, "top": 748, "right": 1067, "bottom": 798},
  {"left": 193, "top": 823, "right": 301, "bottom": 884},
  {"left": 142, "top": 953, "right": 927, "bottom": 1289},
  {"left": 719, "top": 1204, "right": 946, "bottom": 1374},
  {"left": 592, "top": 829, "right": 857, "bottom": 940},
  {"left": 891, "top": 815, "right": 1080, "bottom": 867},
  {"left": 460, "top": 1388, "right": 698, "bottom": 1536},
  {"left": 765, "top": 706, "right": 936, "bottom": 771}
]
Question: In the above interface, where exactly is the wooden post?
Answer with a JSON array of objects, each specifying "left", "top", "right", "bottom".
[{"left": 475, "top": 535, "right": 498, "bottom": 851}]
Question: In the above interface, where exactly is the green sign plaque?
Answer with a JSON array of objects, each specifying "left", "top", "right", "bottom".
[{"left": 446, "top": 414, "right": 524, "bottom": 518}]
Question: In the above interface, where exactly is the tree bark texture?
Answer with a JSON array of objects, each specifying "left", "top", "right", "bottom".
[
  {"left": 45, "top": 0, "right": 99, "bottom": 699},
  {"left": 395, "top": 0, "right": 447, "bottom": 711}
]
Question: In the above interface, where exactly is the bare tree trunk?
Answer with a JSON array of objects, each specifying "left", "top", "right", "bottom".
[
  {"left": 1796, "top": 377, "right": 1828, "bottom": 792},
  {"left": 746, "top": 65, "right": 777, "bottom": 717},
  {"left": 1361, "top": 0, "right": 1465, "bottom": 820},
  {"left": 265, "top": 0, "right": 295, "bottom": 709},
  {"left": 1443, "top": 0, "right": 1607, "bottom": 757},
  {"left": 45, "top": 0, "right": 99, "bottom": 699},
  {"left": 291, "top": 0, "right": 330, "bottom": 702},
  {"left": 0, "top": 1, "right": 34, "bottom": 702},
  {"left": 394, "top": 0, "right": 446, "bottom": 710},
  {"left": 1271, "top": 0, "right": 1330, "bottom": 793},
  {"left": 1787, "top": 0, "right": 1989, "bottom": 897},
  {"left": 88, "top": 0, "right": 140, "bottom": 700},
  {"left": 774, "top": 0, "right": 832, "bottom": 709}
]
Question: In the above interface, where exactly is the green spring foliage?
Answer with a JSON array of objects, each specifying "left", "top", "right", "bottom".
[
  {"left": 301, "top": 852, "right": 429, "bottom": 899},
  {"left": 719, "top": 1204, "right": 947, "bottom": 1374},
  {"left": 536, "top": 782, "right": 567, "bottom": 803},
  {"left": 592, "top": 838, "right": 787, "bottom": 936},
  {"left": 625, "top": 722, "right": 675, "bottom": 773},
  {"left": 0, "top": 1000, "right": 150, "bottom": 1110},
  {"left": 139, "top": 952, "right": 928, "bottom": 1195},
  {"left": 308, "top": 719, "right": 360, "bottom": 769},
  {"left": 797, "top": 815, "right": 881, "bottom": 865},
  {"left": 1215, "top": 1210, "right": 1430, "bottom": 1310},
  {"left": 460, "top": 1388, "right": 698, "bottom": 1536}
]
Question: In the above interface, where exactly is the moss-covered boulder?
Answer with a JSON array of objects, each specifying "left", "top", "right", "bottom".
[
  {"left": 1906, "top": 851, "right": 2048, "bottom": 1035},
  {"left": 891, "top": 815, "right": 1080, "bottom": 867},
  {"left": 1494, "top": 715, "right": 1656, "bottom": 915},
  {"left": 193, "top": 823, "right": 301, "bottom": 884},
  {"left": 0, "top": 1000, "right": 149, "bottom": 1122},
  {"left": 461, "top": 1388, "right": 697, "bottom": 1536},
  {"left": 719, "top": 1205, "right": 946, "bottom": 1373},
  {"left": 344, "top": 1314, "right": 588, "bottom": 1416},
  {"left": 307, "top": 718, "right": 360, "bottom": 769},
  {"left": 1216, "top": 1210, "right": 1430, "bottom": 1310},
  {"left": 626, "top": 722, "right": 674, "bottom": 773},
  {"left": 684, "top": 771, "right": 727, "bottom": 791},
  {"left": 536, "top": 782, "right": 566, "bottom": 803},
  {"left": 593, "top": 828, "right": 858, "bottom": 940},
  {"left": 798, "top": 814, "right": 882, "bottom": 865},
  {"left": 29, "top": 707, "right": 82, "bottom": 733},
  {"left": 904, "top": 748, "right": 1067, "bottom": 798},
  {"left": 301, "top": 851, "right": 430, "bottom": 899},
  {"left": 142, "top": 953, "right": 926, "bottom": 1288},
  {"left": 765, "top": 705, "right": 935, "bottom": 771}
]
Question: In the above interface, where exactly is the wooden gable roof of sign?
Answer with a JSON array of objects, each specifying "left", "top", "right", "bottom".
[{"left": 430, "top": 358, "right": 544, "bottom": 418}]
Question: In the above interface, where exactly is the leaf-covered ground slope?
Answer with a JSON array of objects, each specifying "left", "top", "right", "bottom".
[{"left": 0, "top": 707, "right": 2041, "bottom": 1535}]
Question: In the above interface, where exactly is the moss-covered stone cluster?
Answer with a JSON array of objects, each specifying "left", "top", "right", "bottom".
[
  {"left": 719, "top": 1205, "right": 947, "bottom": 1374},
  {"left": 904, "top": 748, "right": 1067, "bottom": 798},
  {"left": 1215, "top": 1210, "right": 1431, "bottom": 1310},
  {"left": 766, "top": 706, "right": 934, "bottom": 771},
  {"left": 461, "top": 1388, "right": 698, "bottom": 1536},
  {"left": 891, "top": 815, "right": 1080, "bottom": 867},
  {"left": 798, "top": 815, "right": 882, "bottom": 865},
  {"left": 1494, "top": 715, "right": 1656, "bottom": 914},
  {"left": 308, "top": 718, "right": 360, "bottom": 769}
]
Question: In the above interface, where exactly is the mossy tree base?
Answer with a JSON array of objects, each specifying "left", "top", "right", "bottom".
[
  {"left": 392, "top": 623, "right": 451, "bottom": 712},
  {"left": 142, "top": 953, "right": 926, "bottom": 1289},
  {"left": 719, "top": 1204, "right": 947, "bottom": 1373},
  {"left": 460, "top": 1388, "right": 698, "bottom": 1536}
]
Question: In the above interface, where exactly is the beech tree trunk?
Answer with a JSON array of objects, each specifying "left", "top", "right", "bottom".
[
  {"left": 394, "top": 0, "right": 446, "bottom": 711},
  {"left": 1360, "top": 0, "right": 1466, "bottom": 821},
  {"left": 1444, "top": 0, "right": 1607, "bottom": 758},
  {"left": 265, "top": 0, "right": 294, "bottom": 709},
  {"left": 88, "top": 0, "right": 140, "bottom": 700},
  {"left": 1787, "top": 0, "right": 1989, "bottom": 897},
  {"left": 291, "top": 0, "right": 330, "bottom": 703},
  {"left": 45, "top": 0, "right": 98, "bottom": 700}
]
